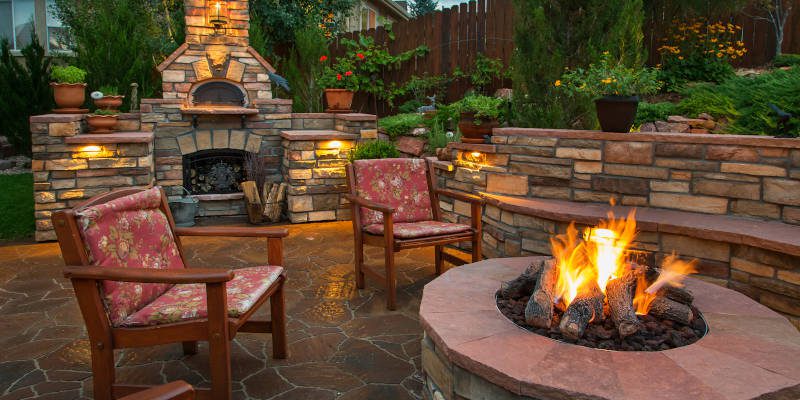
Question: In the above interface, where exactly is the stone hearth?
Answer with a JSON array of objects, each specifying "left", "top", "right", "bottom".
[{"left": 420, "top": 256, "right": 800, "bottom": 400}]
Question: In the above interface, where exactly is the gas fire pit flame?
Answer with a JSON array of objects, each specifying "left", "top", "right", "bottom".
[
  {"left": 634, "top": 254, "right": 698, "bottom": 315},
  {"left": 551, "top": 210, "right": 696, "bottom": 316}
]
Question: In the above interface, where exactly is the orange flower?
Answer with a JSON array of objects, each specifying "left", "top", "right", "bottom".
[
  {"left": 319, "top": 55, "right": 328, "bottom": 62},
  {"left": 554, "top": 80, "right": 561, "bottom": 87}
]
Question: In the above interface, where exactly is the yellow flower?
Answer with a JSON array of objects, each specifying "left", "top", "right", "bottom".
[
  {"left": 554, "top": 80, "right": 561, "bottom": 87},
  {"left": 601, "top": 78, "right": 613, "bottom": 84},
  {"left": 716, "top": 52, "right": 724, "bottom": 58},
  {"left": 678, "top": 56, "right": 684, "bottom": 60},
  {"left": 710, "top": 38, "right": 718, "bottom": 43},
  {"left": 603, "top": 51, "right": 610, "bottom": 55}
]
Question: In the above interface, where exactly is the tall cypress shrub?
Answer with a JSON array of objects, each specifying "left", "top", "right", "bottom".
[{"left": 512, "top": 0, "right": 645, "bottom": 128}]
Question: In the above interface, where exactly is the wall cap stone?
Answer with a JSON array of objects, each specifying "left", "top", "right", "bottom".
[
  {"left": 64, "top": 132, "right": 155, "bottom": 144},
  {"left": 480, "top": 192, "right": 800, "bottom": 257},
  {"left": 493, "top": 128, "right": 800, "bottom": 149},
  {"left": 30, "top": 114, "right": 84, "bottom": 123},
  {"left": 335, "top": 113, "right": 377, "bottom": 122},
  {"left": 281, "top": 130, "right": 358, "bottom": 141}
]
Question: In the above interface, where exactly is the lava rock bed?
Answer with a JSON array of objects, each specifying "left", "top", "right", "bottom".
[{"left": 496, "top": 292, "right": 707, "bottom": 351}]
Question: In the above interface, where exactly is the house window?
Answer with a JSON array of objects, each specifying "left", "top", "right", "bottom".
[
  {"left": 45, "top": 0, "right": 68, "bottom": 51},
  {"left": 0, "top": 0, "right": 35, "bottom": 50},
  {"left": 360, "top": 6, "right": 376, "bottom": 30},
  {"left": 0, "top": 0, "right": 70, "bottom": 53}
]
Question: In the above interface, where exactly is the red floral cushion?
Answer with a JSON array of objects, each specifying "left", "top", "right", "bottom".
[
  {"left": 76, "top": 187, "right": 185, "bottom": 326},
  {"left": 352, "top": 158, "right": 433, "bottom": 226},
  {"left": 120, "top": 266, "right": 283, "bottom": 327},
  {"left": 364, "top": 220, "right": 471, "bottom": 239}
]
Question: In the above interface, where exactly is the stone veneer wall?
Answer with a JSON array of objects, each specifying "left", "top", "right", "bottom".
[
  {"left": 30, "top": 114, "right": 154, "bottom": 241},
  {"left": 441, "top": 128, "right": 800, "bottom": 224},
  {"left": 433, "top": 128, "right": 800, "bottom": 329},
  {"left": 282, "top": 114, "right": 377, "bottom": 223}
]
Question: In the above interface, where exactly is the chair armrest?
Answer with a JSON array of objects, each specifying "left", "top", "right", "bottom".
[
  {"left": 174, "top": 226, "right": 289, "bottom": 238},
  {"left": 119, "top": 381, "right": 195, "bottom": 400},
  {"left": 64, "top": 266, "right": 235, "bottom": 284},
  {"left": 435, "top": 188, "right": 485, "bottom": 204},
  {"left": 344, "top": 194, "right": 396, "bottom": 214}
]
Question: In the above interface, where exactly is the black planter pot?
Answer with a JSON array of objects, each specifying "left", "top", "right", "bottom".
[{"left": 595, "top": 95, "right": 640, "bottom": 133}]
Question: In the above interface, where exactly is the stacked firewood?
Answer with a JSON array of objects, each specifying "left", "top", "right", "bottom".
[{"left": 499, "top": 258, "right": 696, "bottom": 340}]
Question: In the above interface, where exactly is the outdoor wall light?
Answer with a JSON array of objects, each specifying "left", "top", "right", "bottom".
[
  {"left": 207, "top": 1, "right": 229, "bottom": 34},
  {"left": 329, "top": 140, "right": 342, "bottom": 149}
]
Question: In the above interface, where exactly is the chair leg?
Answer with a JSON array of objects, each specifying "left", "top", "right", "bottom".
[
  {"left": 472, "top": 232, "right": 482, "bottom": 263},
  {"left": 355, "top": 236, "right": 365, "bottom": 289},
  {"left": 435, "top": 245, "right": 444, "bottom": 275},
  {"left": 90, "top": 340, "right": 115, "bottom": 400},
  {"left": 270, "top": 283, "right": 288, "bottom": 359},
  {"left": 208, "top": 339, "right": 231, "bottom": 400},
  {"left": 385, "top": 247, "right": 397, "bottom": 310},
  {"left": 182, "top": 341, "right": 198, "bottom": 355}
]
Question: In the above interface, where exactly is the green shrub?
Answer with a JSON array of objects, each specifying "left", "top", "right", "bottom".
[
  {"left": 470, "top": 54, "right": 506, "bottom": 95},
  {"left": 52, "top": 0, "right": 182, "bottom": 106},
  {"left": 283, "top": 23, "right": 328, "bottom": 112},
  {"left": 677, "top": 68, "right": 800, "bottom": 136},
  {"left": 0, "top": 34, "right": 51, "bottom": 156},
  {"left": 98, "top": 85, "right": 120, "bottom": 96},
  {"left": 774, "top": 54, "right": 800, "bottom": 67},
  {"left": 92, "top": 109, "right": 118, "bottom": 115},
  {"left": 379, "top": 113, "right": 424, "bottom": 139},
  {"left": 512, "top": 0, "right": 645, "bottom": 129},
  {"left": 634, "top": 102, "right": 677, "bottom": 125},
  {"left": 426, "top": 123, "right": 460, "bottom": 152},
  {"left": 0, "top": 173, "right": 34, "bottom": 240},
  {"left": 656, "top": 20, "right": 744, "bottom": 90},
  {"left": 348, "top": 140, "right": 400, "bottom": 161},
  {"left": 453, "top": 95, "right": 506, "bottom": 124},
  {"left": 51, "top": 65, "right": 86, "bottom": 84}
]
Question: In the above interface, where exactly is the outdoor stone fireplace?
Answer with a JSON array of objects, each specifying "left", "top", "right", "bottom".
[{"left": 30, "top": 0, "right": 377, "bottom": 240}]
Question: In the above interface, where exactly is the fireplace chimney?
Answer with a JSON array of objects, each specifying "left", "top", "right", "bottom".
[{"left": 184, "top": 0, "right": 250, "bottom": 47}]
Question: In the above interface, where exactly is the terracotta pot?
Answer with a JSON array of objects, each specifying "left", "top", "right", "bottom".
[
  {"left": 324, "top": 89, "right": 354, "bottom": 112},
  {"left": 595, "top": 95, "right": 639, "bottom": 133},
  {"left": 93, "top": 95, "right": 125, "bottom": 111},
  {"left": 86, "top": 114, "right": 118, "bottom": 134},
  {"left": 458, "top": 112, "right": 499, "bottom": 143},
  {"left": 51, "top": 83, "right": 87, "bottom": 112}
]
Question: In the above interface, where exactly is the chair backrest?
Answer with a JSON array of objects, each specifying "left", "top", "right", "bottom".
[
  {"left": 350, "top": 158, "right": 433, "bottom": 226},
  {"left": 64, "top": 187, "right": 186, "bottom": 326}
]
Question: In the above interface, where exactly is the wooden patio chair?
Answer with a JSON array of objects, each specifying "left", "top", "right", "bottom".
[
  {"left": 51, "top": 187, "right": 288, "bottom": 400},
  {"left": 346, "top": 158, "right": 484, "bottom": 310},
  {"left": 119, "top": 381, "right": 194, "bottom": 400}
]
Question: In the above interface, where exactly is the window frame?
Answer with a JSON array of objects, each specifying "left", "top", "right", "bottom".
[{"left": 2, "top": 0, "right": 73, "bottom": 56}]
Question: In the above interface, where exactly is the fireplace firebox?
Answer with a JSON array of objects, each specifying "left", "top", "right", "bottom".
[{"left": 183, "top": 149, "right": 248, "bottom": 195}]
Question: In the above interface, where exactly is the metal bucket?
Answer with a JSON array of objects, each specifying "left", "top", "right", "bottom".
[{"left": 168, "top": 187, "right": 199, "bottom": 227}]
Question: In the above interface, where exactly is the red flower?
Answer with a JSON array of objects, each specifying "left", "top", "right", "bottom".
[
  {"left": 319, "top": 55, "right": 328, "bottom": 62},
  {"left": 356, "top": 53, "right": 365, "bottom": 60},
  {"left": 345, "top": 71, "right": 353, "bottom": 76},
  {"left": 336, "top": 74, "right": 342, "bottom": 81}
]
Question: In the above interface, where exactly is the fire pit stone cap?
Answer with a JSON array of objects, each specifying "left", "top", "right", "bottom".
[{"left": 420, "top": 256, "right": 800, "bottom": 400}]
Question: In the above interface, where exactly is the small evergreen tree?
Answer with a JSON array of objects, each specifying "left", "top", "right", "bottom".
[
  {"left": 511, "top": 0, "right": 645, "bottom": 129},
  {"left": 410, "top": 0, "right": 438, "bottom": 18},
  {"left": 0, "top": 33, "right": 51, "bottom": 155}
]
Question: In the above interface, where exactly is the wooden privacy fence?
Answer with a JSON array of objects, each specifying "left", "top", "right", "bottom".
[
  {"left": 331, "top": 0, "right": 798, "bottom": 115},
  {"left": 328, "top": 0, "right": 515, "bottom": 115}
]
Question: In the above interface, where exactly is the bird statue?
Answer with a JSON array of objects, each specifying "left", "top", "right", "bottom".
[
  {"left": 769, "top": 103, "right": 796, "bottom": 138},
  {"left": 267, "top": 71, "right": 291, "bottom": 93}
]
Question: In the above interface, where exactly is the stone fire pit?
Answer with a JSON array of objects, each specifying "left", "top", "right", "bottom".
[{"left": 420, "top": 256, "right": 800, "bottom": 400}]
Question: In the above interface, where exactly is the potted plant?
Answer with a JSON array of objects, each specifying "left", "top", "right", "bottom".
[
  {"left": 91, "top": 85, "right": 125, "bottom": 111},
  {"left": 319, "top": 55, "right": 359, "bottom": 112},
  {"left": 50, "top": 65, "right": 88, "bottom": 113},
  {"left": 558, "top": 52, "right": 662, "bottom": 133},
  {"left": 86, "top": 109, "right": 118, "bottom": 134},
  {"left": 455, "top": 94, "right": 505, "bottom": 143}
]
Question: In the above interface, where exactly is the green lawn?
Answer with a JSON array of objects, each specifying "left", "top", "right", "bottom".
[{"left": 0, "top": 173, "right": 34, "bottom": 241}]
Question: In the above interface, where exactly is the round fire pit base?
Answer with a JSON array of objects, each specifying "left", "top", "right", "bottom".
[{"left": 420, "top": 256, "right": 800, "bottom": 400}]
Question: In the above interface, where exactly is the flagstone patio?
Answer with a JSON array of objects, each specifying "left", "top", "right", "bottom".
[{"left": 0, "top": 221, "right": 441, "bottom": 400}]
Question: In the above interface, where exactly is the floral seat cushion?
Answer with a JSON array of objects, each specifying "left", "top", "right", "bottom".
[
  {"left": 76, "top": 187, "right": 185, "bottom": 326},
  {"left": 352, "top": 158, "right": 433, "bottom": 226},
  {"left": 364, "top": 221, "right": 471, "bottom": 239},
  {"left": 120, "top": 265, "right": 284, "bottom": 327}
]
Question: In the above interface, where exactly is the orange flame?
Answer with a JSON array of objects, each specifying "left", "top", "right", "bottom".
[{"left": 633, "top": 254, "right": 698, "bottom": 315}]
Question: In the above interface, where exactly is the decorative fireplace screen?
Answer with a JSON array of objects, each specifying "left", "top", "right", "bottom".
[{"left": 183, "top": 149, "right": 247, "bottom": 194}]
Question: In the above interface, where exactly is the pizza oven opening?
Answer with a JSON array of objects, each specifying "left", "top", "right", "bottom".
[{"left": 189, "top": 80, "right": 248, "bottom": 107}]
